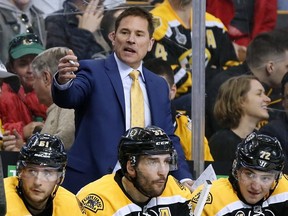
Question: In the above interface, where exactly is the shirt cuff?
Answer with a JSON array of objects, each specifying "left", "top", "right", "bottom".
[
  {"left": 180, "top": 178, "right": 193, "bottom": 184},
  {"left": 53, "top": 71, "right": 73, "bottom": 90}
]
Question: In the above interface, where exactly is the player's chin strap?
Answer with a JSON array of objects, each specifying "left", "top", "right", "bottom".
[
  {"left": 265, "top": 172, "right": 282, "bottom": 200},
  {"left": 52, "top": 169, "right": 65, "bottom": 198},
  {"left": 51, "top": 181, "right": 61, "bottom": 199}
]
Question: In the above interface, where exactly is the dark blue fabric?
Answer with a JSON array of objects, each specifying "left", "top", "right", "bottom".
[{"left": 52, "top": 54, "right": 192, "bottom": 194}]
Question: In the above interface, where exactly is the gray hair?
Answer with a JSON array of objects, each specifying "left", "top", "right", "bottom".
[{"left": 31, "top": 47, "right": 69, "bottom": 76}]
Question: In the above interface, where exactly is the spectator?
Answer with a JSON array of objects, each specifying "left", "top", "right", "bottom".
[
  {"left": 206, "top": 29, "right": 288, "bottom": 138},
  {"left": 206, "top": 64, "right": 283, "bottom": 139},
  {"left": 4, "top": 133, "right": 85, "bottom": 215},
  {"left": 192, "top": 132, "right": 288, "bottom": 215},
  {"left": 45, "top": 0, "right": 106, "bottom": 60},
  {"left": 205, "top": 63, "right": 251, "bottom": 138},
  {"left": 209, "top": 75, "right": 271, "bottom": 163},
  {"left": 31, "top": 47, "right": 75, "bottom": 150},
  {"left": 146, "top": 0, "right": 239, "bottom": 98},
  {"left": 0, "top": 60, "right": 19, "bottom": 96},
  {"left": 52, "top": 7, "right": 193, "bottom": 194},
  {"left": 0, "top": 0, "right": 45, "bottom": 64},
  {"left": 206, "top": 0, "right": 278, "bottom": 48},
  {"left": 0, "top": 33, "right": 47, "bottom": 150},
  {"left": 144, "top": 58, "right": 213, "bottom": 161},
  {"left": 246, "top": 29, "right": 288, "bottom": 88},
  {"left": 0, "top": 61, "right": 19, "bottom": 142},
  {"left": 77, "top": 126, "right": 193, "bottom": 215},
  {"left": 2, "top": 46, "right": 75, "bottom": 152},
  {"left": 97, "top": 7, "right": 125, "bottom": 58}
]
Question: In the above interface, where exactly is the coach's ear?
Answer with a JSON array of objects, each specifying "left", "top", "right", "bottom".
[{"left": 109, "top": 31, "right": 115, "bottom": 47}]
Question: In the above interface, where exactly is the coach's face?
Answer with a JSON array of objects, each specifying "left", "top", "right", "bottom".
[{"left": 112, "top": 15, "right": 154, "bottom": 69}]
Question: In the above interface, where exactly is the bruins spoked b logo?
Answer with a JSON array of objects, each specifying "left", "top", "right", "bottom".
[
  {"left": 192, "top": 191, "right": 212, "bottom": 205},
  {"left": 82, "top": 193, "right": 104, "bottom": 213}
]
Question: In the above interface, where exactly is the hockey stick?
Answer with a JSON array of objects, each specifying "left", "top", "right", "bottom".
[{"left": 193, "top": 180, "right": 212, "bottom": 216}]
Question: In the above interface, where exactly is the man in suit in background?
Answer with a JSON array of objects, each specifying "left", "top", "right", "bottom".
[{"left": 52, "top": 7, "right": 193, "bottom": 194}]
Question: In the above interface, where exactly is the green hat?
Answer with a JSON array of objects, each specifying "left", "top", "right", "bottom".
[{"left": 9, "top": 33, "right": 44, "bottom": 59}]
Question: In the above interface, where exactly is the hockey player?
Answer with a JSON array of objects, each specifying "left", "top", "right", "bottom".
[
  {"left": 77, "top": 126, "right": 193, "bottom": 215},
  {"left": 192, "top": 132, "right": 288, "bottom": 215},
  {"left": 4, "top": 133, "right": 85, "bottom": 215}
]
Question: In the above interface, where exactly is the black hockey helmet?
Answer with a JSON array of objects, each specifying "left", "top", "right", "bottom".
[
  {"left": 17, "top": 133, "right": 67, "bottom": 172},
  {"left": 232, "top": 132, "right": 285, "bottom": 174},
  {"left": 118, "top": 126, "right": 178, "bottom": 172}
]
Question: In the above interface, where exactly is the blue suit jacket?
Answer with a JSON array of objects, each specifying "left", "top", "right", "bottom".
[{"left": 52, "top": 54, "right": 192, "bottom": 193}]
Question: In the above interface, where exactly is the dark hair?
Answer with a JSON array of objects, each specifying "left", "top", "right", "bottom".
[
  {"left": 100, "top": 8, "right": 124, "bottom": 48},
  {"left": 144, "top": 58, "right": 175, "bottom": 87},
  {"left": 114, "top": 6, "right": 154, "bottom": 38},
  {"left": 246, "top": 29, "right": 288, "bottom": 70}
]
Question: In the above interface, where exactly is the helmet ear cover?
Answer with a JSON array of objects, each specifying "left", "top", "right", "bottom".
[
  {"left": 232, "top": 132, "right": 285, "bottom": 179},
  {"left": 118, "top": 126, "right": 178, "bottom": 173}
]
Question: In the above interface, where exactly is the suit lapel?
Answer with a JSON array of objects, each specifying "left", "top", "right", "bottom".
[
  {"left": 104, "top": 55, "right": 125, "bottom": 116},
  {"left": 143, "top": 68, "right": 159, "bottom": 123}
]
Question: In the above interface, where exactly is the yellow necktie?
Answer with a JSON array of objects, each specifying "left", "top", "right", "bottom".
[{"left": 130, "top": 70, "right": 145, "bottom": 128}]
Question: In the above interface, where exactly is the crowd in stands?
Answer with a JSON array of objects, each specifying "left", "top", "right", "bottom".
[{"left": 0, "top": 0, "right": 288, "bottom": 215}]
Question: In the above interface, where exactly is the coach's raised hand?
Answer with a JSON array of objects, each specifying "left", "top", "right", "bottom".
[{"left": 57, "top": 49, "right": 78, "bottom": 84}]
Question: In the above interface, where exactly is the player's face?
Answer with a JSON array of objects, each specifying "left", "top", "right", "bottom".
[
  {"left": 241, "top": 79, "right": 270, "bottom": 121},
  {"left": 135, "top": 154, "right": 170, "bottom": 197},
  {"left": 19, "top": 165, "right": 61, "bottom": 209},
  {"left": 237, "top": 168, "right": 276, "bottom": 204},
  {"left": 112, "top": 16, "right": 154, "bottom": 69}
]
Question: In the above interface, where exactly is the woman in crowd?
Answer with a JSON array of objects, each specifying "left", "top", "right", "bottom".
[{"left": 209, "top": 75, "right": 271, "bottom": 162}]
